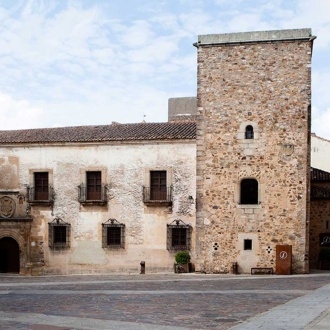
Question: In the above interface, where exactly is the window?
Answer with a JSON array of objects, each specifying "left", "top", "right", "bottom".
[
  {"left": 35, "top": 172, "right": 49, "bottom": 200},
  {"left": 102, "top": 219, "right": 125, "bottom": 249},
  {"left": 78, "top": 171, "right": 107, "bottom": 204},
  {"left": 48, "top": 218, "right": 70, "bottom": 250},
  {"left": 240, "top": 179, "right": 258, "bottom": 204},
  {"left": 245, "top": 125, "right": 254, "bottom": 139},
  {"left": 87, "top": 171, "right": 101, "bottom": 200},
  {"left": 27, "top": 171, "right": 54, "bottom": 204},
  {"left": 244, "top": 239, "right": 252, "bottom": 250},
  {"left": 150, "top": 171, "right": 167, "bottom": 200},
  {"left": 143, "top": 170, "right": 172, "bottom": 204},
  {"left": 167, "top": 219, "right": 192, "bottom": 251}
]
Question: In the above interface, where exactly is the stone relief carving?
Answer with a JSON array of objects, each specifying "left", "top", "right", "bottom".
[{"left": 0, "top": 196, "right": 16, "bottom": 218}]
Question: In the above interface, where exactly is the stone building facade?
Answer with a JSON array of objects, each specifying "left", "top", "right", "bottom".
[
  {"left": 0, "top": 123, "right": 196, "bottom": 275},
  {"left": 194, "top": 29, "right": 315, "bottom": 274},
  {"left": 1, "top": 28, "right": 329, "bottom": 276}
]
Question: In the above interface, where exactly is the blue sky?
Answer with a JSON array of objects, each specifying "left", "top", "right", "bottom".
[{"left": 0, "top": 0, "right": 330, "bottom": 138}]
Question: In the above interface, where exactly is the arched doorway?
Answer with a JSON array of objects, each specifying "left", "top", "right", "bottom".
[{"left": 0, "top": 237, "right": 20, "bottom": 273}]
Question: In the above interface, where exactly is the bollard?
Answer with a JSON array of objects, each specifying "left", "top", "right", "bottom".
[
  {"left": 140, "top": 261, "right": 145, "bottom": 274},
  {"left": 232, "top": 262, "right": 238, "bottom": 275}
]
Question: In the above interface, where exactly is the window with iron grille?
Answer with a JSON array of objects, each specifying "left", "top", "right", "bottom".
[
  {"left": 34, "top": 172, "right": 49, "bottom": 201},
  {"left": 240, "top": 179, "right": 258, "bottom": 204},
  {"left": 48, "top": 218, "right": 70, "bottom": 250},
  {"left": 167, "top": 219, "right": 192, "bottom": 251},
  {"left": 102, "top": 219, "right": 125, "bottom": 249}
]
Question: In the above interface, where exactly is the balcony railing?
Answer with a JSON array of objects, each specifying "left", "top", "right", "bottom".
[
  {"left": 78, "top": 184, "right": 107, "bottom": 204},
  {"left": 143, "top": 186, "right": 172, "bottom": 205},
  {"left": 27, "top": 186, "right": 54, "bottom": 204}
]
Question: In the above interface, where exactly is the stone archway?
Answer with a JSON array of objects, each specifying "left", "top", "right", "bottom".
[{"left": 0, "top": 237, "right": 20, "bottom": 273}]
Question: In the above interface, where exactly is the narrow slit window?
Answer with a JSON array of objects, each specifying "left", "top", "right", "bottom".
[{"left": 245, "top": 125, "right": 254, "bottom": 139}]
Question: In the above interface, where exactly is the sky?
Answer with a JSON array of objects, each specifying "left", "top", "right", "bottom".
[{"left": 0, "top": 0, "right": 330, "bottom": 139}]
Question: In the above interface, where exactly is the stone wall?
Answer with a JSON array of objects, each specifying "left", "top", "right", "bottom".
[{"left": 195, "top": 29, "right": 314, "bottom": 274}]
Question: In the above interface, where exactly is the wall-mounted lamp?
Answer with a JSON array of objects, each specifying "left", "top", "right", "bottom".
[{"left": 188, "top": 195, "right": 194, "bottom": 204}]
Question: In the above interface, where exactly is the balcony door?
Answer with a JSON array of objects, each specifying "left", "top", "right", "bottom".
[
  {"left": 150, "top": 171, "right": 167, "bottom": 200},
  {"left": 87, "top": 171, "right": 102, "bottom": 200}
]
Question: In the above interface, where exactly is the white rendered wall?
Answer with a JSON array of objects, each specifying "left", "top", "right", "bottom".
[
  {"left": 0, "top": 140, "right": 196, "bottom": 274},
  {"left": 311, "top": 134, "right": 330, "bottom": 172}
]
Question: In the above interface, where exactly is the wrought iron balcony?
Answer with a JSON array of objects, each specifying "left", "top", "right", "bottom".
[
  {"left": 143, "top": 186, "right": 172, "bottom": 206},
  {"left": 26, "top": 186, "right": 54, "bottom": 205},
  {"left": 78, "top": 184, "right": 107, "bottom": 205}
]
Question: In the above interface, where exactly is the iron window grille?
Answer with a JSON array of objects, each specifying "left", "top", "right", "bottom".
[
  {"left": 102, "top": 218, "right": 125, "bottom": 249},
  {"left": 48, "top": 217, "right": 70, "bottom": 250},
  {"left": 27, "top": 172, "right": 54, "bottom": 204},
  {"left": 240, "top": 179, "right": 258, "bottom": 204},
  {"left": 167, "top": 219, "right": 192, "bottom": 251}
]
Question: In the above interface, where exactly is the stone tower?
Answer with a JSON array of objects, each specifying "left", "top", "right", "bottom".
[{"left": 195, "top": 29, "right": 315, "bottom": 274}]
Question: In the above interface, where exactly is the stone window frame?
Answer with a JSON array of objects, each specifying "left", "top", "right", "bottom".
[
  {"left": 235, "top": 176, "right": 263, "bottom": 208},
  {"left": 167, "top": 219, "right": 192, "bottom": 251},
  {"left": 78, "top": 167, "right": 108, "bottom": 204},
  {"left": 237, "top": 121, "right": 259, "bottom": 142},
  {"left": 143, "top": 167, "right": 173, "bottom": 205},
  {"left": 28, "top": 169, "right": 54, "bottom": 203},
  {"left": 48, "top": 217, "right": 71, "bottom": 251},
  {"left": 102, "top": 218, "right": 125, "bottom": 249}
]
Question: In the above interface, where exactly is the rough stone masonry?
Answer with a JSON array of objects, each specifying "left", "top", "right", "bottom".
[{"left": 195, "top": 29, "right": 315, "bottom": 274}]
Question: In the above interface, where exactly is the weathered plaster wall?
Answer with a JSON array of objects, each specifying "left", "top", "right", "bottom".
[
  {"left": 0, "top": 140, "right": 196, "bottom": 274},
  {"left": 311, "top": 134, "right": 330, "bottom": 172},
  {"left": 196, "top": 32, "right": 312, "bottom": 274}
]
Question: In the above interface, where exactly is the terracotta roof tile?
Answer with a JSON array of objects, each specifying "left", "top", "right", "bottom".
[
  {"left": 0, "top": 122, "right": 196, "bottom": 144},
  {"left": 311, "top": 167, "right": 330, "bottom": 182}
]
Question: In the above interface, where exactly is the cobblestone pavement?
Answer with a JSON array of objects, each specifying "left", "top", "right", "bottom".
[{"left": 0, "top": 272, "right": 329, "bottom": 329}]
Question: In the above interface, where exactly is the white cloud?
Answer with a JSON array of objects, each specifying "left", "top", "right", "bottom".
[
  {"left": 0, "top": 93, "right": 44, "bottom": 130},
  {"left": 312, "top": 106, "right": 330, "bottom": 140}
]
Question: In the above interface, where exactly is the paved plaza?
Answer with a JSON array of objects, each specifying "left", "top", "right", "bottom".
[{"left": 0, "top": 272, "right": 329, "bottom": 329}]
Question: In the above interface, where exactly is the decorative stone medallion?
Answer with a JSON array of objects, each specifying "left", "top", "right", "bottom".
[
  {"left": 281, "top": 144, "right": 294, "bottom": 156},
  {"left": 0, "top": 196, "right": 16, "bottom": 218}
]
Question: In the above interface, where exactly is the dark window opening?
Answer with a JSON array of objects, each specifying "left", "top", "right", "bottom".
[
  {"left": 87, "top": 171, "right": 101, "bottom": 200},
  {"left": 34, "top": 172, "right": 49, "bottom": 200},
  {"left": 240, "top": 179, "right": 258, "bottom": 205},
  {"left": 102, "top": 219, "right": 125, "bottom": 249},
  {"left": 48, "top": 218, "right": 70, "bottom": 250},
  {"left": 245, "top": 125, "right": 254, "bottom": 139},
  {"left": 107, "top": 227, "right": 121, "bottom": 246},
  {"left": 172, "top": 228, "right": 187, "bottom": 247},
  {"left": 167, "top": 220, "right": 192, "bottom": 251},
  {"left": 150, "top": 171, "right": 167, "bottom": 200},
  {"left": 244, "top": 239, "right": 252, "bottom": 250}
]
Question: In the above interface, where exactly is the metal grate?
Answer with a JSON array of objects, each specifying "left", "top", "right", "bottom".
[
  {"left": 48, "top": 217, "right": 70, "bottom": 250},
  {"left": 143, "top": 186, "right": 172, "bottom": 202},
  {"left": 167, "top": 219, "right": 192, "bottom": 251},
  {"left": 27, "top": 185, "right": 54, "bottom": 203},
  {"left": 102, "top": 218, "right": 125, "bottom": 249},
  {"left": 78, "top": 184, "right": 107, "bottom": 203}
]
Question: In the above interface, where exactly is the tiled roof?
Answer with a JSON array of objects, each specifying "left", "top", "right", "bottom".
[
  {"left": 0, "top": 122, "right": 196, "bottom": 144},
  {"left": 311, "top": 168, "right": 330, "bottom": 182}
]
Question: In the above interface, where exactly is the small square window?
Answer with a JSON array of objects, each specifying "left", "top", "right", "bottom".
[
  {"left": 167, "top": 220, "right": 192, "bottom": 251},
  {"left": 102, "top": 219, "right": 125, "bottom": 249},
  {"left": 244, "top": 239, "right": 252, "bottom": 250},
  {"left": 48, "top": 218, "right": 70, "bottom": 250}
]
